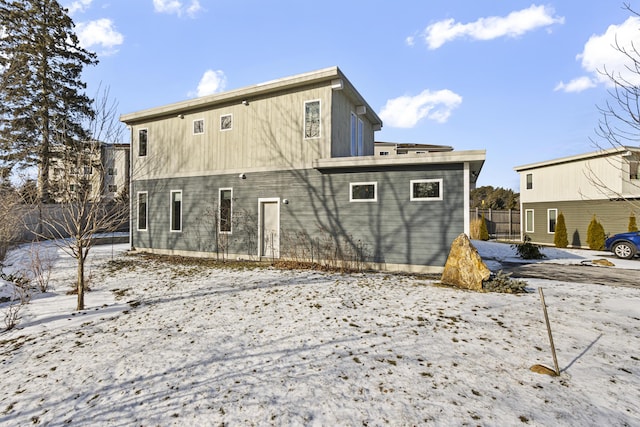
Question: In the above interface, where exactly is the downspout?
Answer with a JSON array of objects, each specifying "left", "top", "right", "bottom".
[{"left": 464, "top": 162, "right": 470, "bottom": 236}]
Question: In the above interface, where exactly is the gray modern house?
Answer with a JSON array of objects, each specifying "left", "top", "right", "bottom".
[{"left": 120, "top": 67, "right": 485, "bottom": 273}]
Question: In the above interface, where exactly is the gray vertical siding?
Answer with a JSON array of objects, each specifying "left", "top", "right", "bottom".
[{"left": 132, "top": 163, "right": 465, "bottom": 268}]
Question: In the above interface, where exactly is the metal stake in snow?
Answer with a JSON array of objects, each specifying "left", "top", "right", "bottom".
[{"left": 539, "top": 287, "right": 560, "bottom": 376}]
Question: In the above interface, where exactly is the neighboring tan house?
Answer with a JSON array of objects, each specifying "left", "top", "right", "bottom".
[
  {"left": 49, "top": 141, "right": 130, "bottom": 202},
  {"left": 514, "top": 146, "right": 640, "bottom": 246},
  {"left": 375, "top": 142, "right": 454, "bottom": 156},
  {"left": 120, "top": 66, "right": 485, "bottom": 273}
]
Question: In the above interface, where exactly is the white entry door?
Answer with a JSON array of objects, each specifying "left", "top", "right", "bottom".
[{"left": 259, "top": 198, "right": 280, "bottom": 258}]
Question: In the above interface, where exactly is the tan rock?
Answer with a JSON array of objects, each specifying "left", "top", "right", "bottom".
[{"left": 440, "top": 233, "right": 491, "bottom": 291}]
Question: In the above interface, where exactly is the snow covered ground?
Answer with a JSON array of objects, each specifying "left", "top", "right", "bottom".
[{"left": 0, "top": 240, "right": 638, "bottom": 426}]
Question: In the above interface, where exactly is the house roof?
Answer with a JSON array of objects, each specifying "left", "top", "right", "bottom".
[
  {"left": 375, "top": 142, "right": 454, "bottom": 152},
  {"left": 120, "top": 66, "right": 382, "bottom": 128},
  {"left": 513, "top": 146, "right": 640, "bottom": 172}
]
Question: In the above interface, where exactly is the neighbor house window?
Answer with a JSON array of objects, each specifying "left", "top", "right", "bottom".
[
  {"left": 170, "top": 190, "right": 182, "bottom": 232},
  {"left": 410, "top": 179, "right": 443, "bottom": 201},
  {"left": 139, "top": 129, "right": 148, "bottom": 157},
  {"left": 379, "top": 151, "right": 389, "bottom": 156},
  {"left": 193, "top": 119, "right": 204, "bottom": 135},
  {"left": 304, "top": 100, "right": 320, "bottom": 139},
  {"left": 630, "top": 160, "right": 639, "bottom": 180},
  {"left": 108, "top": 167, "right": 116, "bottom": 176},
  {"left": 525, "top": 209, "right": 534, "bottom": 233},
  {"left": 350, "top": 113, "right": 364, "bottom": 156},
  {"left": 547, "top": 209, "right": 557, "bottom": 234},
  {"left": 137, "top": 192, "right": 148, "bottom": 231},
  {"left": 350, "top": 182, "right": 377, "bottom": 202},
  {"left": 220, "top": 114, "right": 232, "bottom": 131},
  {"left": 526, "top": 173, "right": 533, "bottom": 190},
  {"left": 219, "top": 188, "right": 232, "bottom": 233},
  {"left": 108, "top": 185, "right": 117, "bottom": 193}
]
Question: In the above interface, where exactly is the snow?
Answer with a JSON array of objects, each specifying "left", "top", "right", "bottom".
[{"left": 1, "top": 240, "right": 639, "bottom": 426}]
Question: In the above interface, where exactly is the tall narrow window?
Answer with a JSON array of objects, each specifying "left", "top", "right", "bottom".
[
  {"left": 526, "top": 173, "right": 533, "bottom": 190},
  {"left": 304, "top": 100, "right": 320, "bottom": 139},
  {"left": 219, "top": 188, "right": 232, "bottom": 233},
  {"left": 170, "top": 190, "right": 182, "bottom": 232},
  {"left": 525, "top": 209, "right": 534, "bottom": 233},
  {"left": 137, "top": 192, "right": 148, "bottom": 231},
  {"left": 357, "top": 118, "right": 364, "bottom": 156},
  {"left": 547, "top": 209, "right": 557, "bottom": 234},
  {"left": 193, "top": 119, "right": 204, "bottom": 135},
  {"left": 139, "top": 129, "right": 148, "bottom": 157},
  {"left": 350, "top": 113, "right": 357, "bottom": 155}
]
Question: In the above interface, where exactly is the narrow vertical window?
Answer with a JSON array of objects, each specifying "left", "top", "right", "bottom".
[
  {"left": 219, "top": 188, "right": 232, "bottom": 233},
  {"left": 193, "top": 119, "right": 204, "bottom": 135},
  {"left": 547, "top": 209, "right": 557, "bottom": 234},
  {"left": 357, "top": 118, "right": 364, "bottom": 156},
  {"left": 170, "top": 190, "right": 182, "bottom": 232},
  {"left": 138, "top": 192, "right": 148, "bottom": 231},
  {"left": 350, "top": 113, "right": 357, "bottom": 156},
  {"left": 525, "top": 209, "right": 534, "bottom": 233},
  {"left": 139, "top": 129, "right": 148, "bottom": 157},
  {"left": 304, "top": 100, "right": 320, "bottom": 139},
  {"left": 526, "top": 173, "right": 533, "bottom": 190}
]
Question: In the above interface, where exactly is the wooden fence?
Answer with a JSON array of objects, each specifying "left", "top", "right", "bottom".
[{"left": 471, "top": 208, "right": 520, "bottom": 241}]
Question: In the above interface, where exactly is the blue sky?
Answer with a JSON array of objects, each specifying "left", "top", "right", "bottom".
[{"left": 66, "top": 0, "right": 639, "bottom": 190}]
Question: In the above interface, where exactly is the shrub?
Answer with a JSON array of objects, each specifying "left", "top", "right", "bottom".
[
  {"left": 511, "top": 235, "right": 545, "bottom": 259},
  {"left": 478, "top": 214, "right": 489, "bottom": 241},
  {"left": 586, "top": 215, "right": 605, "bottom": 250},
  {"left": 483, "top": 270, "right": 529, "bottom": 293},
  {"left": 629, "top": 213, "right": 638, "bottom": 232},
  {"left": 553, "top": 212, "right": 568, "bottom": 248}
]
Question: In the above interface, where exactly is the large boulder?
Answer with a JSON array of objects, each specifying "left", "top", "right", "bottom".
[{"left": 441, "top": 233, "right": 491, "bottom": 291}]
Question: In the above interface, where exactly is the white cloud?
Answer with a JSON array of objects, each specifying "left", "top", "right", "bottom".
[
  {"left": 379, "top": 89, "right": 462, "bottom": 128},
  {"left": 153, "top": 0, "right": 203, "bottom": 18},
  {"left": 559, "top": 16, "right": 640, "bottom": 93},
  {"left": 420, "top": 5, "right": 564, "bottom": 49},
  {"left": 65, "top": 0, "right": 92, "bottom": 15},
  {"left": 554, "top": 76, "right": 597, "bottom": 93},
  {"left": 193, "top": 69, "right": 227, "bottom": 97},
  {"left": 75, "top": 19, "right": 124, "bottom": 55}
]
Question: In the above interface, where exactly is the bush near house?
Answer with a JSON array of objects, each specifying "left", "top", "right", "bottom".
[
  {"left": 512, "top": 235, "right": 545, "bottom": 260},
  {"left": 629, "top": 213, "right": 638, "bottom": 232},
  {"left": 554, "top": 212, "right": 568, "bottom": 248},
  {"left": 587, "top": 215, "right": 606, "bottom": 250}
]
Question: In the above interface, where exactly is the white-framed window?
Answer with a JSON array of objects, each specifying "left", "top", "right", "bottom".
[
  {"left": 139, "top": 129, "right": 148, "bottom": 157},
  {"left": 410, "top": 179, "right": 443, "bottom": 201},
  {"left": 547, "top": 208, "right": 557, "bottom": 234},
  {"left": 525, "top": 209, "right": 534, "bottom": 233},
  {"left": 137, "top": 192, "right": 148, "bottom": 231},
  {"left": 219, "top": 188, "right": 232, "bottom": 233},
  {"left": 350, "top": 182, "right": 377, "bottom": 202},
  {"left": 220, "top": 114, "right": 232, "bottom": 131},
  {"left": 193, "top": 119, "right": 204, "bottom": 135},
  {"left": 379, "top": 151, "right": 389, "bottom": 156},
  {"left": 108, "top": 184, "right": 117, "bottom": 193},
  {"left": 170, "top": 190, "right": 182, "bottom": 232},
  {"left": 526, "top": 173, "right": 533, "bottom": 190},
  {"left": 304, "top": 100, "right": 320, "bottom": 139}
]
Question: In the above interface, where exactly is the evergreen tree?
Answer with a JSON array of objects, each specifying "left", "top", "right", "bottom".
[
  {"left": 586, "top": 215, "right": 606, "bottom": 250},
  {"left": 479, "top": 213, "right": 489, "bottom": 241},
  {"left": 629, "top": 213, "right": 638, "bottom": 232},
  {"left": 0, "top": 0, "right": 97, "bottom": 202},
  {"left": 554, "top": 212, "right": 568, "bottom": 248}
]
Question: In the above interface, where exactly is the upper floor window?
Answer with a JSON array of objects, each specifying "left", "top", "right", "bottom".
[
  {"left": 350, "top": 113, "right": 364, "bottom": 156},
  {"left": 304, "top": 100, "right": 320, "bottom": 139},
  {"left": 630, "top": 160, "right": 639, "bottom": 180},
  {"left": 107, "top": 167, "right": 116, "bottom": 176},
  {"left": 193, "top": 119, "right": 204, "bottom": 135},
  {"left": 410, "top": 179, "right": 443, "bottom": 201},
  {"left": 220, "top": 114, "right": 232, "bottom": 131},
  {"left": 379, "top": 151, "right": 389, "bottom": 156},
  {"left": 139, "top": 129, "right": 148, "bottom": 157},
  {"left": 350, "top": 182, "right": 377, "bottom": 202},
  {"left": 526, "top": 173, "right": 533, "bottom": 190},
  {"left": 108, "top": 184, "right": 117, "bottom": 193}
]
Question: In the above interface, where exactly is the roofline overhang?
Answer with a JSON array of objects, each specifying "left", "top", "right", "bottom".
[{"left": 514, "top": 146, "right": 640, "bottom": 172}]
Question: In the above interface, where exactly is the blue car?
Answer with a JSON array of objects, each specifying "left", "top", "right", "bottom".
[{"left": 605, "top": 231, "right": 640, "bottom": 259}]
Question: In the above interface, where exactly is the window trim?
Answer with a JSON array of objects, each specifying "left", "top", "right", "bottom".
[
  {"left": 219, "top": 187, "right": 233, "bottom": 234},
  {"left": 220, "top": 114, "right": 232, "bottom": 131},
  {"left": 137, "top": 191, "right": 148, "bottom": 232},
  {"left": 138, "top": 128, "right": 148, "bottom": 157},
  {"left": 304, "top": 99, "right": 321, "bottom": 139},
  {"left": 410, "top": 178, "right": 443, "bottom": 201},
  {"left": 170, "top": 190, "right": 182, "bottom": 232},
  {"left": 193, "top": 118, "right": 205, "bottom": 135},
  {"left": 349, "top": 181, "right": 377, "bottom": 202},
  {"left": 547, "top": 208, "right": 557, "bottom": 234},
  {"left": 525, "top": 209, "right": 534, "bottom": 234}
]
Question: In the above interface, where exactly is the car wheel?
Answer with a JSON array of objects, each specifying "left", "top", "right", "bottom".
[{"left": 612, "top": 242, "right": 636, "bottom": 260}]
